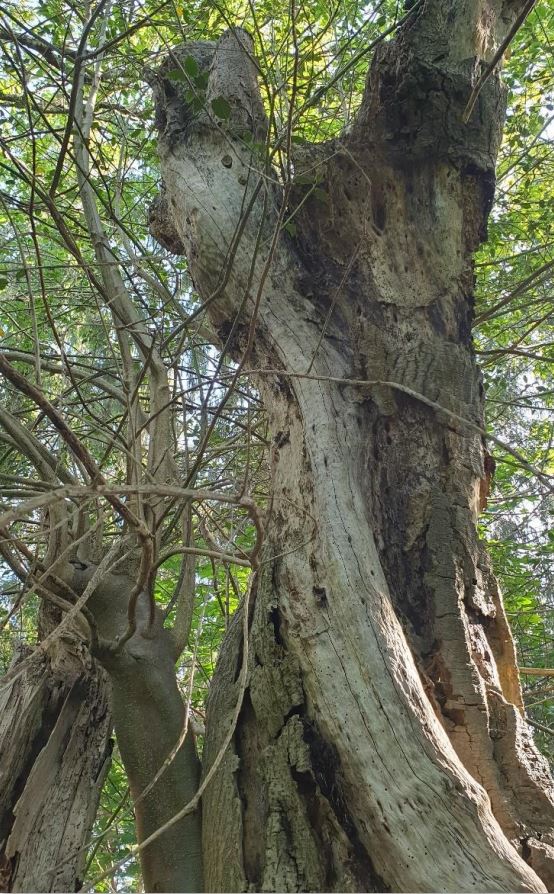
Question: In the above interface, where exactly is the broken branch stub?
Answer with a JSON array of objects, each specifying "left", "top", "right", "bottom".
[{"left": 151, "top": 29, "right": 282, "bottom": 333}]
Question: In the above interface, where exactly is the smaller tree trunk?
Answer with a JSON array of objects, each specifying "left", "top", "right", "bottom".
[
  {"left": 0, "top": 641, "right": 112, "bottom": 893},
  {"left": 70, "top": 560, "right": 203, "bottom": 894}
]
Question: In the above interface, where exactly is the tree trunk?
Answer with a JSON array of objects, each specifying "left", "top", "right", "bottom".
[
  {"left": 0, "top": 558, "right": 203, "bottom": 894},
  {"left": 69, "top": 560, "right": 203, "bottom": 893},
  {"left": 152, "top": 8, "right": 554, "bottom": 892},
  {"left": 0, "top": 640, "right": 111, "bottom": 892}
]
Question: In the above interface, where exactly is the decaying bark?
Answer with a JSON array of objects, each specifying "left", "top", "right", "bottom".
[
  {"left": 152, "top": 4, "right": 554, "bottom": 891},
  {"left": 0, "top": 641, "right": 111, "bottom": 892}
]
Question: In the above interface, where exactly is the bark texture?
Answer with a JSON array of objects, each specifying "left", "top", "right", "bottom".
[
  {"left": 70, "top": 561, "right": 203, "bottom": 894},
  {"left": 0, "top": 641, "right": 111, "bottom": 892},
  {"left": 0, "top": 562, "right": 202, "bottom": 894},
  {"left": 152, "top": 6, "right": 554, "bottom": 892}
]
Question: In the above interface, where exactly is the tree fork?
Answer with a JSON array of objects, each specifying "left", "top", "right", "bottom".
[
  {"left": 152, "top": 8, "right": 554, "bottom": 892},
  {"left": 69, "top": 560, "right": 203, "bottom": 894}
]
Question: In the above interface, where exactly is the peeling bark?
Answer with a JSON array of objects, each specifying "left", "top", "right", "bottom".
[
  {"left": 0, "top": 642, "right": 111, "bottom": 892},
  {"left": 152, "top": 8, "right": 554, "bottom": 892}
]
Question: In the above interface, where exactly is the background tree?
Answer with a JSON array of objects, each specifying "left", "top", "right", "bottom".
[{"left": 0, "top": 0, "right": 552, "bottom": 891}]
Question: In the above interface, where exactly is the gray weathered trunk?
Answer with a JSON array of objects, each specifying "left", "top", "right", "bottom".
[
  {"left": 152, "top": 8, "right": 554, "bottom": 892},
  {"left": 0, "top": 642, "right": 111, "bottom": 892}
]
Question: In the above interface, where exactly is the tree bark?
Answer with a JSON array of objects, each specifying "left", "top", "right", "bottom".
[
  {"left": 0, "top": 561, "right": 202, "bottom": 894},
  {"left": 0, "top": 641, "right": 111, "bottom": 892},
  {"left": 152, "top": 7, "right": 554, "bottom": 892},
  {"left": 69, "top": 561, "right": 203, "bottom": 893}
]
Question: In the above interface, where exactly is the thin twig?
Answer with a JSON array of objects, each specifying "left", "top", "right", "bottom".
[
  {"left": 245, "top": 368, "right": 554, "bottom": 494},
  {"left": 527, "top": 718, "right": 554, "bottom": 736},
  {"left": 520, "top": 667, "right": 554, "bottom": 677},
  {"left": 462, "top": 0, "right": 537, "bottom": 124}
]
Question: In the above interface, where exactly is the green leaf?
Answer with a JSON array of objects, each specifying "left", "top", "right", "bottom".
[
  {"left": 211, "top": 97, "right": 231, "bottom": 120},
  {"left": 294, "top": 173, "right": 316, "bottom": 186},
  {"left": 0, "top": 277, "right": 8, "bottom": 291},
  {"left": 184, "top": 91, "right": 204, "bottom": 112},
  {"left": 284, "top": 220, "right": 297, "bottom": 236},
  {"left": 184, "top": 55, "right": 199, "bottom": 77},
  {"left": 194, "top": 71, "right": 209, "bottom": 90},
  {"left": 166, "top": 68, "right": 187, "bottom": 82},
  {"left": 314, "top": 186, "right": 329, "bottom": 204}
]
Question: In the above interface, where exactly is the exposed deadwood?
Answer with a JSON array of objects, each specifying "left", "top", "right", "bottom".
[
  {"left": 152, "top": 11, "right": 554, "bottom": 891},
  {"left": 0, "top": 645, "right": 111, "bottom": 892}
]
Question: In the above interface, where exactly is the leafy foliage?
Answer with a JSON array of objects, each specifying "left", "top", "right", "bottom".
[{"left": 473, "top": 1, "right": 554, "bottom": 758}]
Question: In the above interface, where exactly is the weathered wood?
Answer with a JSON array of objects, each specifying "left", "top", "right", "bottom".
[
  {"left": 0, "top": 644, "right": 111, "bottom": 892},
  {"left": 153, "top": 10, "right": 554, "bottom": 891}
]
